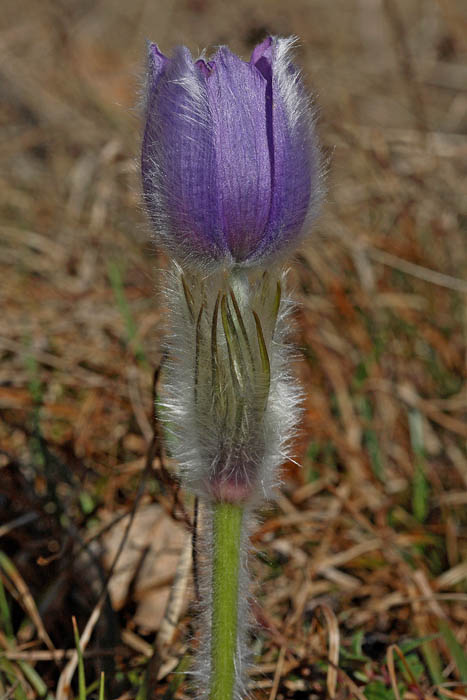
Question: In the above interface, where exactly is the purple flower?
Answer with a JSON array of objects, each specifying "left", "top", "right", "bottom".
[{"left": 142, "top": 36, "right": 321, "bottom": 269}]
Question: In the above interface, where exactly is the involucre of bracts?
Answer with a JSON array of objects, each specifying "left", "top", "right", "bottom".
[{"left": 159, "top": 264, "right": 301, "bottom": 505}]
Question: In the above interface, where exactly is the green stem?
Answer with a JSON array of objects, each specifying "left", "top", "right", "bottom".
[{"left": 210, "top": 502, "right": 244, "bottom": 700}]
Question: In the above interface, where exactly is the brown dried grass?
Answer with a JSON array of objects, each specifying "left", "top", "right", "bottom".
[{"left": 0, "top": 0, "right": 466, "bottom": 698}]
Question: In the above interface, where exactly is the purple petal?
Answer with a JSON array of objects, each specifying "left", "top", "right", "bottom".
[
  {"left": 195, "top": 58, "right": 213, "bottom": 77},
  {"left": 206, "top": 47, "right": 271, "bottom": 262},
  {"left": 142, "top": 44, "right": 169, "bottom": 197},
  {"left": 250, "top": 36, "right": 273, "bottom": 68},
  {"left": 147, "top": 42, "right": 168, "bottom": 86},
  {"left": 250, "top": 37, "right": 319, "bottom": 262},
  {"left": 142, "top": 46, "right": 226, "bottom": 264},
  {"left": 142, "top": 37, "right": 321, "bottom": 269}
]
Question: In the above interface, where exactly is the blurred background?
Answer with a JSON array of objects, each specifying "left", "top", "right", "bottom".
[{"left": 0, "top": 0, "right": 466, "bottom": 698}]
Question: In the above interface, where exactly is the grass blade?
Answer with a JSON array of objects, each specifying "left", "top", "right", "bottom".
[
  {"left": 438, "top": 620, "right": 467, "bottom": 683},
  {"left": 72, "top": 616, "right": 86, "bottom": 700},
  {"left": 98, "top": 672, "right": 105, "bottom": 700},
  {"left": 0, "top": 575, "right": 14, "bottom": 640},
  {"left": 107, "top": 261, "right": 148, "bottom": 369}
]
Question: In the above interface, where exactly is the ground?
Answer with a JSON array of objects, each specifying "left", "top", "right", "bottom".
[{"left": 0, "top": 0, "right": 466, "bottom": 698}]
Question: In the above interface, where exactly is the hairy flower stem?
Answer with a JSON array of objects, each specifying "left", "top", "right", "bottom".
[{"left": 210, "top": 502, "right": 244, "bottom": 700}]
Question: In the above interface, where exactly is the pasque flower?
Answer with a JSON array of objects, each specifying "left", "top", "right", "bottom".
[
  {"left": 142, "top": 36, "right": 321, "bottom": 269},
  {"left": 141, "top": 37, "right": 322, "bottom": 700}
]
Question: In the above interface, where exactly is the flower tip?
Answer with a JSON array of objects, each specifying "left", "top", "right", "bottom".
[
  {"left": 147, "top": 41, "right": 168, "bottom": 81},
  {"left": 147, "top": 41, "right": 167, "bottom": 60},
  {"left": 147, "top": 41, "right": 166, "bottom": 62},
  {"left": 211, "top": 44, "right": 249, "bottom": 72},
  {"left": 250, "top": 35, "right": 273, "bottom": 66},
  {"left": 195, "top": 58, "right": 214, "bottom": 77}
]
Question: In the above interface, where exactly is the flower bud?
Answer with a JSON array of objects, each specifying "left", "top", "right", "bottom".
[{"left": 142, "top": 37, "right": 322, "bottom": 270}]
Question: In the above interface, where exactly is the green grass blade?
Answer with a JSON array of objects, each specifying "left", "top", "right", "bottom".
[
  {"left": 73, "top": 616, "right": 86, "bottom": 700},
  {"left": 438, "top": 619, "right": 467, "bottom": 683},
  {"left": 0, "top": 575, "right": 14, "bottom": 639},
  {"left": 98, "top": 672, "right": 105, "bottom": 700},
  {"left": 17, "top": 660, "right": 49, "bottom": 698},
  {"left": 421, "top": 639, "right": 443, "bottom": 686},
  {"left": 408, "top": 409, "right": 430, "bottom": 522},
  {"left": 0, "top": 658, "right": 28, "bottom": 700},
  {"left": 162, "top": 653, "right": 191, "bottom": 700},
  {"left": 107, "top": 261, "right": 148, "bottom": 369}
]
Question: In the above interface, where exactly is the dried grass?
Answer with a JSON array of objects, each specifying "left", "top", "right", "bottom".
[{"left": 0, "top": 0, "right": 466, "bottom": 698}]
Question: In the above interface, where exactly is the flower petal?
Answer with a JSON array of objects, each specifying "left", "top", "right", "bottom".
[
  {"left": 142, "top": 44, "right": 168, "bottom": 199},
  {"left": 206, "top": 47, "right": 271, "bottom": 262},
  {"left": 249, "top": 35, "right": 273, "bottom": 67},
  {"left": 251, "top": 37, "right": 321, "bottom": 263},
  {"left": 142, "top": 46, "right": 226, "bottom": 265},
  {"left": 147, "top": 42, "right": 168, "bottom": 87}
]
